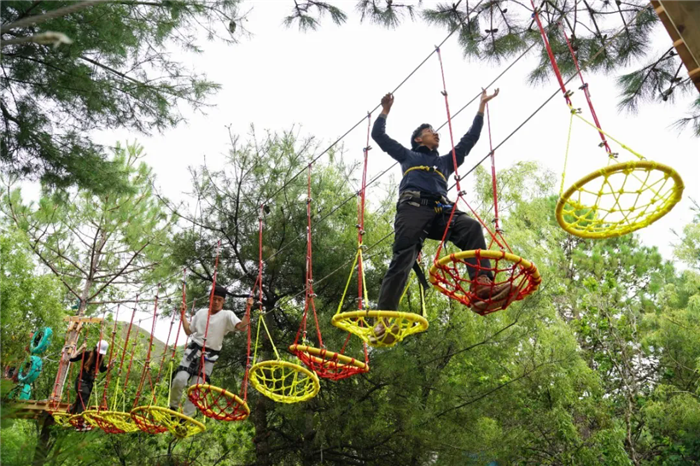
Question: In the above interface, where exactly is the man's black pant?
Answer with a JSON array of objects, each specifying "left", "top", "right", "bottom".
[
  {"left": 377, "top": 196, "right": 491, "bottom": 311},
  {"left": 70, "top": 377, "right": 93, "bottom": 414}
]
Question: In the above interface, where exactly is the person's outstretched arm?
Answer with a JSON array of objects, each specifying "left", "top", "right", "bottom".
[
  {"left": 181, "top": 303, "right": 193, "bottom": 336},
  {"left": 234, "top": 298, "right": 253, "bottom": 332},
  {"left": 451, "top": 88, "right": 500, "bottom": 167},
  {"left": 372, "top": 93, "right": 409, "bottom": 162}
]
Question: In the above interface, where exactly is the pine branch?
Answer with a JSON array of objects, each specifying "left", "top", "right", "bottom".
[
  {"left": 672, "top": 96, "right": 700, "bottom": 137},
  {"left": 284, "top": 1, "right": 347, "bottom": 31},
  {"left": 616, "top": 48, "right": 677, "bottom": 113},
  {"left": 357, "top": 0, "right": 419, "bottom": 29}
]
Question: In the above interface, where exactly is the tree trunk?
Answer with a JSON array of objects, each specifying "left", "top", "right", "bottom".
[
  {"left": 302, "top": 404, "right": 316, "bottom": 466},
  {"left": 32, "top": 414, "right": 54, "bottom": 466},
  {"left": 50, "top": 229, "right": 105, "bottom": 403},
  {"left": 252, "top": 394, "right": 272, "bottom": 466}
]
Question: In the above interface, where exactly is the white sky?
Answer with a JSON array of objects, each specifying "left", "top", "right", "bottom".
[{"left": 45, "top": 1, "right": 700, "bottom": 343}]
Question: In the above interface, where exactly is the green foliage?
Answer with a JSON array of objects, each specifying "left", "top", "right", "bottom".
[
  {"left": 673, "top": 201, "right": 700, "bottom": 269},
  {"left": 0, "top": 228, "right": 66, "bottom": 364},
  {"left": 2, "top": 131, "right": 700, "bottom": 465},
  {"left": 1, "top": 0, "right": 242, "bottom": 193},
  {"left": 2, "top": 142, "right": 176, "bottom": 311}
]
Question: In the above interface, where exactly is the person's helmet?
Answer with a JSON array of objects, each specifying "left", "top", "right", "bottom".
[{"left": 96, "top": 340, "right": 109, "bottom": 355}]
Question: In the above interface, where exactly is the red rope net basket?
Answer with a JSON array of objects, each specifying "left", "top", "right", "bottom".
[
  {"left": 429, "top": 249, "right": 541, "bottom": 316},
  {"left": 68, "top": 413, "right": 95, "bottom": 432},
  {"left": 130, "top": 406, "right": 169, "bottom": 434},
  {"left": 86, "top": 410, "right": 139, "bottom": 434},
  {"left": 288, "top": 344, "right": 368, "bottom": 381},
  {"left": 81, "top": 409, "right": 120, "bottom": 433},
  {"left": 187, "top": 384, "right": 250, "bottom": 422}
]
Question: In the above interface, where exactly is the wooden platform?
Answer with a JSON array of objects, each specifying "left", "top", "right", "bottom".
[
  {"left": 651, "top": 0, "right": 700, "bottom": 93},
  {"left": 1, "top": 400, "right": 70, "bottom": 419}
]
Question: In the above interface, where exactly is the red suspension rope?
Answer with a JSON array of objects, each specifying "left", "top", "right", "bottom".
[
  {"left": 151, "top": 311, "right": 175, "bottom": 404},
  {"left": 432, "top": 47, "right": 506, "bottom": 264},
  {"left": 122, "top": 318, "right": 142, "bottom": 398},
  {"left": 99, "top": 304, "right": 120, "bottom": 410},
  {"left": 196, "top": 241, "right": 222, "bottom": 384},
  {"left": 170, "top": 269, "right": 187, "bottom": 360},
  {"left": 357, "top": 113, "right": 372, "bottom": 311},
  {"left": 559, "top": 23, "right": 612, "bottom": 155},
  {"left": 75, "top": 326, "right": 92, "bottom": 412},
  {"left": 293, "top": 164, "right": 324, "bottom": 347},
  {"left": 485, "top": 103, "right": 512, "bottom": 253},
  {"left": 132, "top": 293, "right": 160, "bottom": 409},
  {"left": 117, "top": 299, "right": 138, "bottom": 399},
  {"left": 530, "top": 0, "right": 572, "bottom": 106}
]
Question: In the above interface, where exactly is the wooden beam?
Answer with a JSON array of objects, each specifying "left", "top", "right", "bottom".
[
  {"left": 2, "top": 400, "right": 71, "bottom": 419},
  {"left": 62, "top": 316, "right": 103, "bottom": 323},
  {"left": 652, "top": 1, "right": 700, "bottom": 93}
]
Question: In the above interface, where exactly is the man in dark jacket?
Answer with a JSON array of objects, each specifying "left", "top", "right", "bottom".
[{"left": 371, "top": 89, "right": 511, "bottom": 333}]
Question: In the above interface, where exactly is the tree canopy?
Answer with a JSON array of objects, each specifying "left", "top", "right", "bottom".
[
  {"left": 2, "top": 128, "right": 698, "bottom": 466},
  {"left": 1, "top": 0, "right": 697, "bottom": 196}
]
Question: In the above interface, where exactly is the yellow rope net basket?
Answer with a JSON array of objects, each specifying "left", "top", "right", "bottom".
[
  {"left": 331, "top": 246, "right": 429, "bottom": 348},
  {"left": 429, "top": 249, "right": 542, "bottom": 315},
  {"left": 557, "top": 160, "right": 684, "bottom": 239},
  {"left": 51, "top": 411, "right": 74, "bottom": 428},
  {"left": 249, "top": 297, "right": 320, "bottom": 404},
  {"left": 81, "top": 409, "right": 111, "bottom": 429},
  {"left": 186, "top": 384, "right": 250, "bottom": 421},
  {"left": 249, "top": 360, "right": 320, "bottom": 404},
  {"left": 557, "top": 110, "right": 684, "bottom": 239},
  {"left": 131, "top": 406, "right": 205, "bottom": 439},
  {"left": 85, "top": 410, "right": 140, "bottom": 434},
  {"left": 331, "top": 311, "right": 429, "bottom": 348}
]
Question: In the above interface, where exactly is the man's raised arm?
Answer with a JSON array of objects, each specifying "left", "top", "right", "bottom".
[
  {"left": 372, "top": 93, "right": 408, "bottom": 162},
  {"left": 452, "top": 88, "right": 500, "bottom": 167}
]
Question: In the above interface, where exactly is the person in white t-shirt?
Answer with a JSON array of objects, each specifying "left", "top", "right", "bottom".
[{"left": 169, "top": 284, "right": 250, "bottom": 417}]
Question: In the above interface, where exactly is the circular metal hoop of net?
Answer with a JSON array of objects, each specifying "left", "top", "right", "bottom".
[
  {"left": 288, "top": 344, "right": 369, "bottom": 381},
  {"left": 51, "top": 411, "right": 74, "bottom": 428},
  {"left": 187, "top": 384, "right": 250, "bottom": 422},
  {"left": 331, "top": 311, "right": 429, "bottom": 348},
  {"left": 134, "top": 406, "right": 205, "bottom": 439},
  {"left": 429, "top": 249, "right": 541, "bottom": 316},
  {"left": 130, "top": 406, "right": 169, "bottom": 435},
  {"left": 556, "top": 160, "right": 684, "bottom": 239},
  {"left": 249, "top": 360, "right": 320, "bottom": 403},
  {"left": 67, "top": 413, "right": 95, "bottom": 432},
  {"left": 84, "top": 410, "right": 140, "bottom": 434}
]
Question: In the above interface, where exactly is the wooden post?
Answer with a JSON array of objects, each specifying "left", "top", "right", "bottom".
[{"left": 652, "top": 0, "right": 700, "bottom": 93}]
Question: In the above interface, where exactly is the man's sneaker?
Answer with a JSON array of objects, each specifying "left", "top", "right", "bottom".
[
  {"left": 470, "top": 275, "right": 512, "bottom": 301},
  {"left": 470, "top": 292, "right": 517, "bottom": 313},
  {"left": 369, "top": 320, "right": 399, "bottom": 346}
]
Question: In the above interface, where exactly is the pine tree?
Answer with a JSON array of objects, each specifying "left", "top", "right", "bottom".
[{"left": 0, "top": 0, "right": 244, "bottom": 194}]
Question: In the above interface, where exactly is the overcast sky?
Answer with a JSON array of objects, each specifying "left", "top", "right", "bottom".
[{"left": 84, "top": 0, "right": 700, "bottom": 344}]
